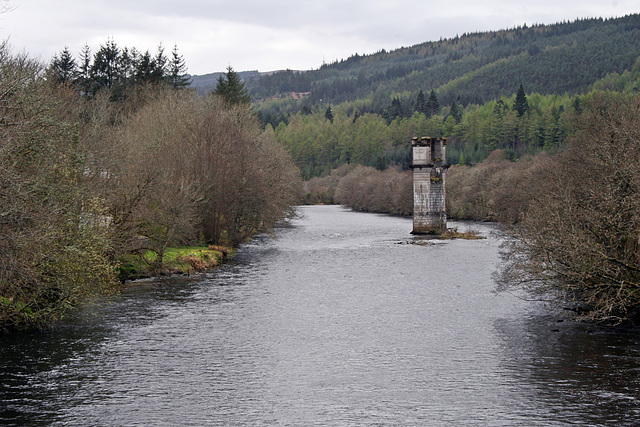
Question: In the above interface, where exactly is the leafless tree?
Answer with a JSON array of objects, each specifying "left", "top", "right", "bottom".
[{"left": 496, "top": 92, "right": 640, "bottom": 322}]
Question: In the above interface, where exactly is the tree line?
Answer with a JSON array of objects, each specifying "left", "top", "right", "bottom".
[
  {"left": 273, "top": 81, "right": 586, "bottom": 179},
  {"left": 0, "top": 43, "right": 300, "bottom": 331},
  {"left": 49, "top": 39, "right": 191, "bottom": 97}
]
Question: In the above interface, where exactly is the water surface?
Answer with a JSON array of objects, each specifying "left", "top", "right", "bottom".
[{"left": 2, "top": 206, "right": 639, "bottom": 425}]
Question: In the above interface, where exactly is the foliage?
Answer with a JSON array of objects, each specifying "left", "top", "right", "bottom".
[
  {"left": 49, "top": 39, "right": 191, "bottom": 96},
  {"left": 118, "top": 246, "right": 230, "bottom": 280},
  {"left": 213, "top": 66, "right": 252, "bottom": 105},
  {"left": 244, "top": 15, "right": 640, "bottom": 178},
  {"left": 513, "top": 83, "right": 529, "bottom": 117},
  {"left": 1, "top": 43, "right": 300, "bottom": 331},
  {"left": 0, "top": 43, "right": 118, "bottom": 330},
  {"left": 107, "top": 89, "right": 301, "bottom": 252},
  {"left": 334, "top": 165, "right": 413, "bottom": 216},
  {"left": 249, "top": 14, "right": 640, "bottom": 119},
  {"left": 446, "top": 150, "right": 550, "bottom": 223},
  {"left": 273, "top": 89, "right": 579, "bottom": 178},
  {"left": 495, "top": 92, "right": 640, "bottom": 322}
]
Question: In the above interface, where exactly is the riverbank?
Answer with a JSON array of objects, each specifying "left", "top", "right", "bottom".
[{"left": 118, "top": 245, "right": 234, "bottom": 281}]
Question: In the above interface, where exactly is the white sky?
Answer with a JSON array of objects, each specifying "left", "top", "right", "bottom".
[{"left": 1, "top": 0, "right": 638, "bottom": 75}]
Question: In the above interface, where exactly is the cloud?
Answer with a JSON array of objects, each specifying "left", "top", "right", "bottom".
[{"left": 2, "top": 0, "right": 639, "bottom": 74}]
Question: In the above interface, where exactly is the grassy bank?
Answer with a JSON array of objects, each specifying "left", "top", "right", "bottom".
[{"left": 118, "top": 245, "right": 234, "bottom": 281}]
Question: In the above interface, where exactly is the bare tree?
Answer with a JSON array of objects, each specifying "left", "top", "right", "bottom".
[
  {"left": 0, "top": 44, "right": 117, "bottom": 329},
  {"left": 496, "top": 92, "right": 640, "bottom": 322}
]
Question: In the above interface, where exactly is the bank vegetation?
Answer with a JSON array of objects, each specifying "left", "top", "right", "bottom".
[{"left": 0, "top": 43, "right": 300, "bottom": 330}]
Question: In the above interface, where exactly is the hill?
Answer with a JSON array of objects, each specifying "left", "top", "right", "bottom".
[
  {"left": 244, "top": 14, "right": 640, "bottom": 120},
  {"left": 186, "top": 14, "right": 640, "bottom": 179}
]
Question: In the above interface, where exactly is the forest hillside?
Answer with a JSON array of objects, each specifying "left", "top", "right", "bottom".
[{"left": 218, "top": 14, "right": 640, "bottom": 178}]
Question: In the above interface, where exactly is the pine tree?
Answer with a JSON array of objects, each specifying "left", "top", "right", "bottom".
[
  {"left": 513, "top": 83, "right": 529, "bottom": 117},
  {"left": 352, "top": 108, "right": 361, "bottom": 123},
  {"left": 426, "top": 89, "right": 440, "bottom": 117},
  {"left": 167, "top": 44, "right": 191, "bottom": 89},
  {"left": 78, "top": 43, "right": 93, "bottom": 95},
  {"left": 449, "top": 98, "right": 462, "bottom": 123},
  {"left": 91, "top": 38, "right": 120, "bottom": 90},
  {"left": 135, "top": 50, "right": 156, "bottom": 84},
  {"left": 213, "top": 66, "right": 251, "bottom": 105},
  {"left": 415, "top": 90, "right": 427, "bottom": 115},
  {"left": 50, "top": 47, "right": 79, "bottom": 85},
  {"left": 119, "top": 47, "right": 137, "bottom": 85},
  {"left": 325, "top": 106, "right": 334, "bottom": 123},
  {"left": 383, "top": 97, "right": 403, "bottom": 123},
  {"left": 151, "top": 43, "right": 167, "bottom": 84}
]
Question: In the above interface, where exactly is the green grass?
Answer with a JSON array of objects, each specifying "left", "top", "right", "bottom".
[{"left": 117, "top": 245, "right": 234, "bottom": 281}]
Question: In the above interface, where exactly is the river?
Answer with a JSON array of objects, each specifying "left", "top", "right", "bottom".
[{"left": 1, "top": 205, "right": 640, "bottom": 426}]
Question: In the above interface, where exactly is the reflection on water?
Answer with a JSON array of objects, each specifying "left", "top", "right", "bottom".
[{"left": 1, "top": 205, "right": 639, "bottom": 426}]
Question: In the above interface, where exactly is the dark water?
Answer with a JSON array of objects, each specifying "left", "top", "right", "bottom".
[{"left": 2, "top": 205, "right": 640, "bottom": 426}]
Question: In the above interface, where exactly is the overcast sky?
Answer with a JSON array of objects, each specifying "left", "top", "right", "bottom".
[{"left": 1, "top": 0, "right": 638, "bottom": 75}]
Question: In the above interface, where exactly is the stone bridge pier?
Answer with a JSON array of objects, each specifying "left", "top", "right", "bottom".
[{"left": 411, "top": 137, "right": 449, "bottom": 235}]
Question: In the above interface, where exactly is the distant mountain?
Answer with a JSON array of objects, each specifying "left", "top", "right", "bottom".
[{"left": 238, "top": 14, "right": 640, "bottom": 118}]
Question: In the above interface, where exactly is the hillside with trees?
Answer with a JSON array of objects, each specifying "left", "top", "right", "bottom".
[
  {"left": 243, "top": 14, "right": 640, "bottom": 179},
  {"left": 248, "top": 15, "right": 640, "bottom": 115}
]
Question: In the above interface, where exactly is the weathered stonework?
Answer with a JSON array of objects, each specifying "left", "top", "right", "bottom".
[{"left": 411, "top": 137, "right": 448, "bottom": 235}]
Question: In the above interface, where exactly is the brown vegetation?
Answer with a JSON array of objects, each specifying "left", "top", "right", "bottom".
[
  {"left": 446, "top": 149, "right": 550, "bottom": 223},
  {"left": 0, "top": 43, "right": 301, "bottom": 330},
  {"left": 496, "top": 92, "right": 640, "bottom": 322},
  {"left": 334, "top": 165, "right": 413, "bottom": 216},
  {"left": 0, "top": 44, "right": 118, "bottom": 328}
]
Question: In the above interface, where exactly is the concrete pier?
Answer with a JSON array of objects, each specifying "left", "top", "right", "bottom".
[{"left": 411, "top": 137, "right": 448, "bottom": 235}]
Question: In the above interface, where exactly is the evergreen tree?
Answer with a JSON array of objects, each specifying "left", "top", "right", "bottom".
[
  {"left": 167, "top": 44, "right": 191, "bottom": 89},
  {"left": 135, "top": 50, "right": 156, "bottom": 84},
  {"left": 213, "top": 66, "right": 251, "bottom": 105},
  {"left": 513, "top": 83, "right": 529, "bottom": 117},
  {"left": 78, "top": 43, "right": 93, "bottom": 95},
  {"left": 91, "top": 39, "right": 120, "bottom": 90},
  {"left": 325, "top": 106, "right": 334, "bottom": 123},
  {"left": 415, "top": 89, "right": 427, "bottom": 115},
  {"left": 50, "top": 47, "right": 78, "bottom": 85},
  {"left": 383, "top": 97, "right": 404, "bottom": 123},
  {"left": 426, "top": 89, "right": 440, "bottom": 117},
  {"left": 352, "top": 108, "right": 361, "bottom": 123},
  {"left": 151, "top": 43, "right": 167, "bottom": 84},
  {"left": 449, "top": 98, "right": 462, "bottom": 123},
  {"left": 119, "top": 47, "right": 137, "bottom": 85}
]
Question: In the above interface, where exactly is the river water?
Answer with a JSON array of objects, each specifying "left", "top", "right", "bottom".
[{"left": 2, "top": 205, "right": 640, "bottom": 426}]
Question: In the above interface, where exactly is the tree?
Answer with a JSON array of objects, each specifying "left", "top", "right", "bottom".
[
  {"left": 213, "top": 66, "right": 251, "bottom": 105},
  {"left": 513, "top": 83, "right": 529, "bottom": 116},
  {"left": 449, "top": 98, "right": 462, "bottom": 123},
  {"left": 383, "top": 96, "right": 403, "bottom": 123},
  {"left": 325, "top": 106, "right": 334, "bottom": 123},
  {"left": 78, "top": 43, "right": 93, "bottom": 95},
  {"left": 426, "top": 89, "right": 440, "bottom": 117},
  {"left": 91, "top": 38, "right": 120, "bottom": 90},
  {"left": 135, "top": 50, "right": 156, "bottom": 84},
  {"left": 152, "top": 43, "right": 167, "bottom": 84},
  {"left": 50, "top": 47, "right": 78, "bottom": 85},
  {"left": 496, "top": 92, "right": 640, "bottom": 322},
  {"left": 0, "top": 43, "right": 117, "bottom": 330},
  {"left": 167, "top": 44, "right": 191, "bottom": 89},
  {"left": 415, "top": 89, "right": 427, "bottom": 115}
]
